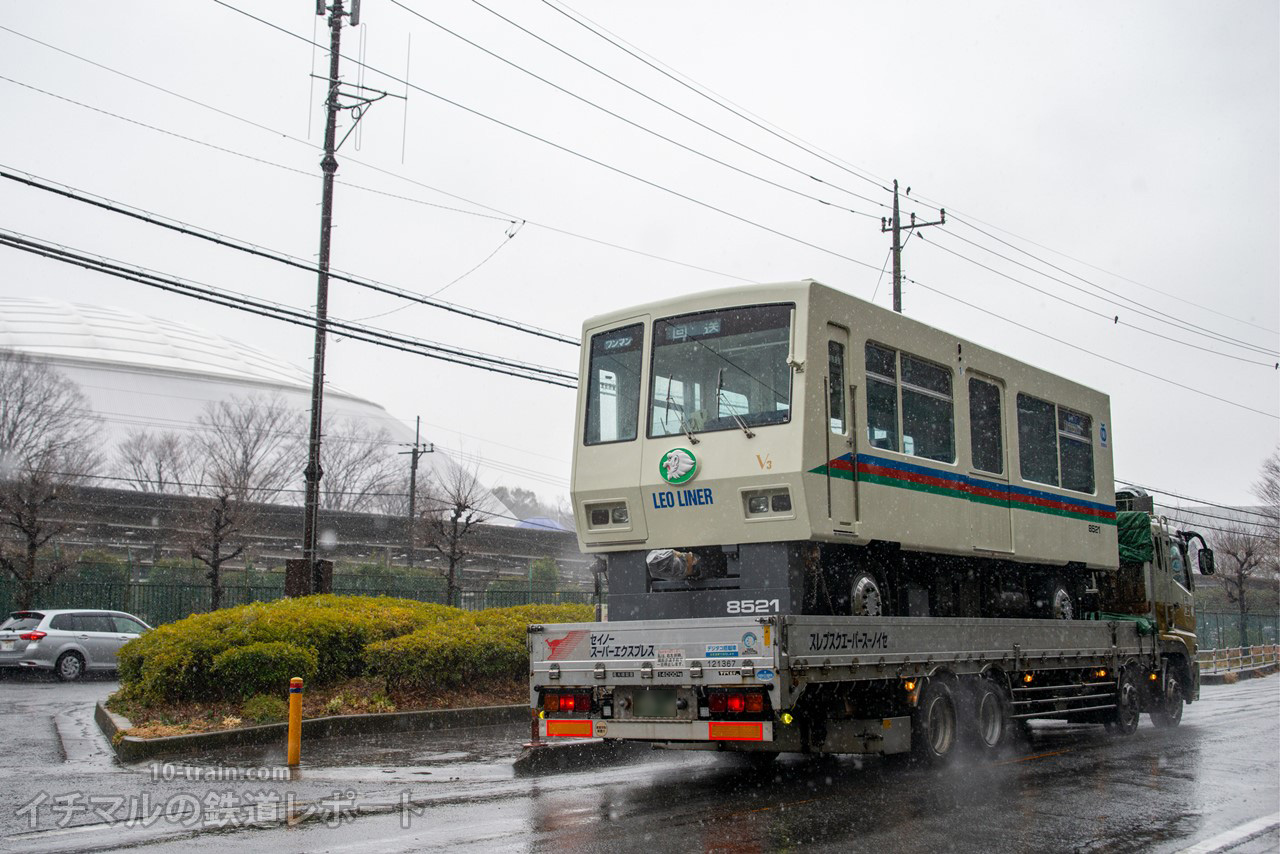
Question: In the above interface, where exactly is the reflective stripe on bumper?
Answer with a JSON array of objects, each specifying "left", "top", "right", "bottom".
[{"left": 540, "top": 718, "right": 773, "bottom": 742}]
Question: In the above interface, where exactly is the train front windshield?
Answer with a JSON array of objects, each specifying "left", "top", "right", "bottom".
[{"left": 648, "top": 304, "right": 793, "bottom": 438}]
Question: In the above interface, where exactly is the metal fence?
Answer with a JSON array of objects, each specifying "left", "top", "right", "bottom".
[
  {"left": 0, "top": 578, "right": 597, "bottom": 628},
  {"left": 1195, "top": 612, "right": 1280, "bottom": 649},
  {"left": 1197, "top": 645, "right": 1280, "bottom": 675}
]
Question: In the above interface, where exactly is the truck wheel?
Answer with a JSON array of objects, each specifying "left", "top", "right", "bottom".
[
  {"left": 1110, "top": 668, "right": 1141, "bottom": 735},
  {"left": 966, "top": 679, "right": 1010, "bottom": 753},
  {"left": 1150, "top": 671, "right": 1184, "bottom": 728},
  {"left": 912, "top": 680, "right": 958, "bottom": 764},
  {"left": 849, "top": 570, "right": 885, "bottom": 617}
]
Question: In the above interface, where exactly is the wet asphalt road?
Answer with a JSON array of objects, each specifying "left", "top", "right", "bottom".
[{"left": 0, "top": 670, "right": 1275, "bottom": 853}]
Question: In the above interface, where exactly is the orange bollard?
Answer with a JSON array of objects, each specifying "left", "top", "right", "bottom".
[{"left": 287, "top": 677, "right": 303, "bottom": 766}]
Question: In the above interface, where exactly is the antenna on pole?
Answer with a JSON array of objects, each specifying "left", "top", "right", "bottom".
[{"left": 880, "top": 179, "right": 945, "bottom": 314}]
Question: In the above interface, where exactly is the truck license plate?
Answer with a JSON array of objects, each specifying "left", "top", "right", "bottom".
[{"left": 634, "top": 689, "right": 677, "bottom": 718}]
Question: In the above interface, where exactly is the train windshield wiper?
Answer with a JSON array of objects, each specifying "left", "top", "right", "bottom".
[
  {"left": 665, "top": 383, "right": 698, "bottom": 444},
  {"left": 716, "top": 368, "right": 755, "bottom": 439}
]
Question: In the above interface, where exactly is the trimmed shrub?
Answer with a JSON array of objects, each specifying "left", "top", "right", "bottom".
[
  {"left": 242, "top": 693, "right": 289, "bottom": 724},
  {"left": 368, "top": 603, "right": 591, "bottom": 693},
  {"left": 113, "top": 595, "right": 593, "bottom": 705},
  {"left": 211, "top": 642, "right": 318, "bottom": 699}
]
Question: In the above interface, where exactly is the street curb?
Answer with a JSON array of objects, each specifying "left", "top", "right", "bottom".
[
  {"left": 1202, "top": 664, "right": 1278, "bottom": 685},
  {"left": 513, "top": 738, "right": 650, "bottom": 775},
  {"left": 96, "top": 701, "right": 528, "bottom": 763}
]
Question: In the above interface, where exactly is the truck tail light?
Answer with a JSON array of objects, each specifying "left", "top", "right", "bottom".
[
  {"left": 708, "top": 693, "right": 727, "bottom": 713},
  {"left": 19, "top": 631, "right": 46, "bottom": 641},
  {"left": 745, "top": 693, "right": 764, "bottom": 713},
  {"left": 727, "top": 694, "right": 745, "bottom": 713},
  {"left": 543, "top": 691, "right": 592, "bottom": 713}
]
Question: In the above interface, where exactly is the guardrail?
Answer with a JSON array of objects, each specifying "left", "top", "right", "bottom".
[{"left": 1197, "top": 645, "right": 1280, "bottom": 675}]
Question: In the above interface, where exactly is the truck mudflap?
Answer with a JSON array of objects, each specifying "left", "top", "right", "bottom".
[{"left": 541, "top": 719, "right": 775, "bottom": 743}]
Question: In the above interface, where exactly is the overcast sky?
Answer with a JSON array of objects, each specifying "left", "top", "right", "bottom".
[{"left": 1, "top": 1, "right": 1276, "bottom": 510}]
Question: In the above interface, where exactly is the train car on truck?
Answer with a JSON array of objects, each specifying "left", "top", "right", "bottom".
[{"left": 529, "top": 281, "right": 1215, "bottom": 762}]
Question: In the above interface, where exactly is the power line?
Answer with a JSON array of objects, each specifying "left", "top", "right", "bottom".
[
  {"left": 921, "top": 231, "right": 1278, "bottom": 367},
  {"left": 0, "top": 166, "right": 579, "bottom": 346},
  {"left": 386, "top": 0, "right": 875, "bottom": 220},
  {"left": 1116, "top": 480, "right": 1277, "bottom": 522},
  {"left": 0, "top": 229, "right": 579, "bottom": 388},
  {"left": 448, "top": 0, "right": 888, "bottom": 211},
  {"left": 927, "top": 227, "right": 1277, "bottom": 362},
  {"left": 0, "top": 26, "right": 755, "bottom": 284},
  {"left": 939, "top": 209, "right": 1279, "bottom": 338},
  {"left": 209, "top": 0, "right": 888, "bottom": 277},
  {"left": 536, "top": 0, "right": 893, "bottom": 196},
  {"left": 903, "top": 274, "right": 1278, "bottom": 420}
]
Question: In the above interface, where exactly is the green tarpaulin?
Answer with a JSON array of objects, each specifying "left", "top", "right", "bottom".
[
  {"left": 1087, "top": 612, "right": 1157, "bottom": 635},
  {"left": 1116, "top": 510, "right": 1154, "bottom": 564}
]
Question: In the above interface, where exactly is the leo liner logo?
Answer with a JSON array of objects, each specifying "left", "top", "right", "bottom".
[{"left": 659, "top": 448, "right": 698, "bottom": 485}]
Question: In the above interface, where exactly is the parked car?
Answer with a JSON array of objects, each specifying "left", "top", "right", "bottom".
[{"left": 0, "top": 609, "right": 151, "bottom": 681}]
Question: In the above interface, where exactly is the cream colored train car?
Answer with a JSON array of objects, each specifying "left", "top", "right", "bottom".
[{"left": 573, "top": 280, "right": 1117, "bottom": 622}]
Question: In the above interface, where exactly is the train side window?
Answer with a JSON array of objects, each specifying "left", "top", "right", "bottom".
[
  {"left": 1017, "top": 393, "right": 1059, "bottom": 485},
  {"left": 828, "top": 340, "right": 846, "bottom": 433},
  {"left": 584, "top": 324, "right": 643, "bottom": 445},
  {"left": 901, "top": 354, "right": 954, "bottom": 463},
  {"left": 865, "top": 343, "right": 898, "bottom": 450},
  {"left": 1058, "top": 407, "right": 1095, "bottom": 493},
  {"left": 968, "top": 377, "right": 1003, "bottom": 474}
]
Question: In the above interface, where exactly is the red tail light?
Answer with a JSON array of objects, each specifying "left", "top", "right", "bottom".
[
  {"left": 543, "top": 692, "right": 592, "bottom": 713},
  {"left": 726, "top": 694, "right": 746, "bottom": 713},
  {"left": 19, "top": 631, "right": 46, "bottom": 641},
  {"left": 708, "top": 693, "right": 727, "bottom": 713}
]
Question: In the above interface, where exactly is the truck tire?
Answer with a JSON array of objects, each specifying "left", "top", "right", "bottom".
[
  {"left": 912, "top": 680, "right": 958, "bottom": 764},
  {"left": 849, "top": 570, "right": 885, "bottom": 617},
  {"left": 965, "top": 679, "right": 1011, "bottom": 753},
  {"left": 1109, "top": 667, "right": 1141, "bottom": 736},
  {"left": 1150, "top": 669, "right": 1185, "bottom": 728}
]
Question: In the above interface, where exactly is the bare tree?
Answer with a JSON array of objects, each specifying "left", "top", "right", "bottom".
[
  {"left": 1209, "top": 450, "right": 1280, "bottom": 649},
  {"left": 492, "top": 485, "right": 575, "bottom": 530},
  {"left": 0, "top": 350, "right": 101, "bottom": 609},
  {"left": 116, "top": 429, "right": 192, "bottom": 493},
  {"left": 195, "top": 394, "right": 300, "bottom": 503},
  {"left": 319, "top": 417, "right": 399, "bottom": 513},
  {"left": 186, "top": 394, "right": 301, "bottom": 609},
  {"left": 1214, "top": 521, "right": 1271, "bottom": 649},
  {"left": 421, "top": 459, "right": 494, "bottom": 605}
]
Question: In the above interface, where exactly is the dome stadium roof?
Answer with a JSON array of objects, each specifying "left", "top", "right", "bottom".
[{"left": 0, "top": 296, "right": 313, "bottom": 389}]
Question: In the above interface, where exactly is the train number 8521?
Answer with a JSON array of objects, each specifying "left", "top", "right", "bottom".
[{"left": 726, "top": 599, "right": 780, "bottom": 614}]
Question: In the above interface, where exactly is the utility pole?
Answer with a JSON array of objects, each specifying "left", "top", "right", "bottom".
[
  {"left": 880, "top": 179, "right": 945, "bottom": 314},
  {"left": 398, "top": 416, "right": 433, "bottom": 568},
  {"left": 301, "top": 0, "right": 391, "bottom": 592}
]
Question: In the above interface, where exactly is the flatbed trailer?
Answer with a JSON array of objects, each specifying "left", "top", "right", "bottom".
[{"left": 529, "top": 612, "right": 1188, "bottom": 760}]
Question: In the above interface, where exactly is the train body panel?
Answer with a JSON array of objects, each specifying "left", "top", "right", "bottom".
[{"left": 573, "top": 280, "right": 1117, "bottom": 587}]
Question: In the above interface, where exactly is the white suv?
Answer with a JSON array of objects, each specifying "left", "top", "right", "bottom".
[{"left": 0, "top": 610, "right": 151, "bottom": 681}]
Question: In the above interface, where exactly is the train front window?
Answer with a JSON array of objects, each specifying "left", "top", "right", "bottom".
[
  {"left": 649, "top": 304, "right": 792, "bottom": 438},
  {"left": 584, "top": 324, "right": 643, "bottom": 445}
]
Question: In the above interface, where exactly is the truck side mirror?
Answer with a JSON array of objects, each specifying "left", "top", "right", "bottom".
[{"left": 1198, "top": 549, "right": 1215, "bottom": 576}]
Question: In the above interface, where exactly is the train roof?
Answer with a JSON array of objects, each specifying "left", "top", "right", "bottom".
[{"left": 581, "top": 279, "right": 1108, "bottom": 403}]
